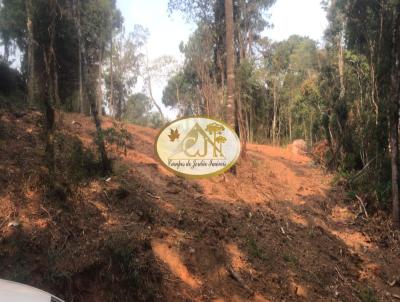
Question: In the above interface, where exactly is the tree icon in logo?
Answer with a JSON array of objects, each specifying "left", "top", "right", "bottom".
[
  {"left": 206, "top": 122, "right": 226, "bottom": 157},
  {"left": 215, "top": 136, "right": 227, "bottom": 155}
]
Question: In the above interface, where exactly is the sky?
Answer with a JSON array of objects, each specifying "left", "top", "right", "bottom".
[
  {"left": 117, "top": 0, "right": 329, "bottom": 118},
  {"left": 265, "top": 0, "right": 328, "bottom": 43}
]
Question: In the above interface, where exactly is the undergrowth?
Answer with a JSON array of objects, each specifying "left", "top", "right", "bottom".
[
  {"left": 103, "top": 233, "right": 162, "bottom": 301},
  {"left": 103, "top": 121, "right": 132, "bottom": 157},
  {"left": 357, "top": 287, "right": 378, "bottom": 302},
  {"left": 246, "top": 237, "right": 268, "bottom": 262},
  {"left": 54, "top": 132, "right": 104, "bottom": 183}
]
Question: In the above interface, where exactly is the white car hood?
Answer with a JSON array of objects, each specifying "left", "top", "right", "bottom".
[{"left": 0, "top": 279, "right": 63, "bottom": 302}]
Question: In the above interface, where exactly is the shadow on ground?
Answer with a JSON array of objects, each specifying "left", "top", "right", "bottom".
[{"left": 1, "top": 111, "right": 399, "bottom": 302}]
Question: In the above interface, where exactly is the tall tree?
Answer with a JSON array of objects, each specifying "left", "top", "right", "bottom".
[
  {"left": 26, "top": 0, "right": 35, "bottom": 106},
  {"left": 105, "top": 25, "right": 145, "bottom": 119},
  {"left": 79, "top": 0, "right": 113, "bottom": 173},
  {"left": 144, "top": 51, "right": 165, "bottom": 121},
  {"left": 389, "top": 2, "right": 400, "bottom": 228},
  {"left": 224, "top": 0, "right": 236, "bottom": 129},
  {"left": 41, "top": 0, "right": 57, "bottom": 187}
]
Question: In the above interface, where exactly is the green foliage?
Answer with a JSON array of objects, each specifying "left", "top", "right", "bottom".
[
  {"left": 282, "top": 253, "right": 299, "bottom": 265},
  {"left": 0, "top": 0, "right": 26, "bottom": 52},
  {"left": 235, "top": 59, "right": 268, "bottom": 141},
  {"left": 105, "top": 233, "right": 138, "bottom": 280},
  {"left": 246, "top": 237, "right": 268, "bottom": 262},
  {"left": 4, "top": 264, "right": 30, "bottom": 284},
  {"left": 357, "top": 287, "right": 378, "bottom": 302},
  {"left": 162, "top": 68, "right": 200, "bottom": 116},
  {"left": 163, "top": 23, "right": 218, "bottom": 116},
  {"left": 105, "top": 26, "right": 147, "bottom": 118},
  {"left": 123, "top": 93, "right": 151, "bottom": 121},
  {"left": 246, "top": 35, "right": 322, "bottom": 144},
  {"left": 164, "top": 0, "right": 396, "bottom": 221},
  {"left": 313, "top": 0, "right": 399, "bottom": 215},
  {"left": 0, "top": 0, "right": 122, "bottom": 111},
  {"left": 81, "top": 0, "right": 114, "bottom": 53},
  {"left": 166, "top": 0, "right": 276, "bottom": 118},
  {"left": 0, "top": 60, "right": 23, "bottom": 95},
  {"left": 0, "top": 0, "right": 397, "bottom": 222},
  {"left": 0, "top": 60, "right": 26, "bottom": 109},
  {"left": 67, "top": 141, "right": 100, "bottom": 182},
  {"left": 103, "top": 233, "right": 161, "bottom": 301},
  {"left": 103, "top": 122, "right": 132, "bottom": 156},
  {"left": 146, "top": 112, "right": 164, "bottom": 128},
  {"left": 121, "top": 93, "right": 162, "bottom": 128}
]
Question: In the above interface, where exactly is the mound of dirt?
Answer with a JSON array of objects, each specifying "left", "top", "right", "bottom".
[{"left": 288, "top": 139, "right": 307, "bottom": 155}]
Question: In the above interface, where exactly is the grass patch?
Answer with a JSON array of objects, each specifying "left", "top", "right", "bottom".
[
  {"left": 282, "top": 253, "right": 299, "bottom": 265},
  {"left": 246, "top": 237, "right": 268, "bottom": 262},
  {"left": 357, "top": 287, "right": 378, "bottom": 302},
  {"left": 103, "top": 233, "right": 161, "bottom": 301}
]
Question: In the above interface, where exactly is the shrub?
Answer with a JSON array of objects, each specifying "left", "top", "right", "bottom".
[{"left": 103, "top": 122, "right": 132, "bottom": 156}]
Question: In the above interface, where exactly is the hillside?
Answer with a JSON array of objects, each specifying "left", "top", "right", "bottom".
[{"left": 1, "top": 110, "right": 400, "bottom": 302}]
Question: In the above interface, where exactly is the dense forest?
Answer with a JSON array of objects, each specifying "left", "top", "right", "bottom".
[
  {"left": 163, "top": 0, "right": 400, "bottom": 228},
  {"left": 1, "top": 0, "right": 400, "bottom": 301}
]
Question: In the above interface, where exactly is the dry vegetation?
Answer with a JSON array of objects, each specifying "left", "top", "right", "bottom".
[{"left": 1, "top": 110, "right": 400, "bottom": 301}]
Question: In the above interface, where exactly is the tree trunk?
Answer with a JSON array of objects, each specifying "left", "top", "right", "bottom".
[
  {"left": 82, "top": 60, "right": 111, "bottom": 174},
  {"left": 97, "top": 54, "right": 103, "bottom": 116},
  {"left": 77, "top": 28, "right": 83, "bottom": 112},
  {"left": 73, "top": 0, "right": 84, "bottom": 113},
  {"left": 80, "top": 22, "right": 110, "bottom": 174},
  {"left": 175, "top": 82, "right": 182, "bottom": 115},
  {"left": 48, "top": 0, "right": 61, "bottom": 108},
  {"left": 145, "top": 53, "right": 165, "bottom": 122},
  {"left": 289, "top": 111, "right": 292, "bottom": 142},
  {"left": 49, "top": 0, "right": 60, "bottom": 108},
  {"left": 42, "top": 0, "right": 57, "bottom": 188},
  {"left": 390, "top": 4, "right": 400, "bottom": 228},
  {"left": 277, "top": 113, "right": 281, "bottom": 144},
  {"left": 224, "top": 0, "right": 236, "bottom": 130},
  {"left": 109, "top": 31, "right": 114, "bottom": 116},
  {"left": 245, "top": 108, "right": 250, "bottom": 142},
  {"left": 248, "top": 107, "right": 253, "bottom": 142},
  {"left": 53, "top": 54, "right": 61, "bottom": 107},
  {"left": 43, "top": 49, "right": 55, "bottom": 184},
  {"left": 26, "top": 0, "right": 35, "bottom": 106},
  {"left": 390, "top": 112, "right": 399, "bottom": 228},
  {"left": 147, "top": 76, "right": 165, "bottom": 121},
  {"left": 338, "top": 31, "right": 345, "bottom": 101},
  {"left": 272, "top": 78, "right": 277, "bottom": 145},
  {"left": 74, "top": 0, "right": 89, "bottom": 115},
  {"left": 236, "top": 90, "right": 247, "bottom": 156}
]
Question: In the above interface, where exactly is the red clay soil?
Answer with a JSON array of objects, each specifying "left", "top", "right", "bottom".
[{"left": 1, "top": 110, "right": 400, "bottom": 301}]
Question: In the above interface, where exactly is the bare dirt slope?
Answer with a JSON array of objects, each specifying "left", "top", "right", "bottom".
[{"left": 1, "top": 110, "right": 400, "bottom": 301}]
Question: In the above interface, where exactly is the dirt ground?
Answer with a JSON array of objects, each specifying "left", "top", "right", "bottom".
[{"left": 1, "top": 110, "right": 400, "bottom": 301}]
